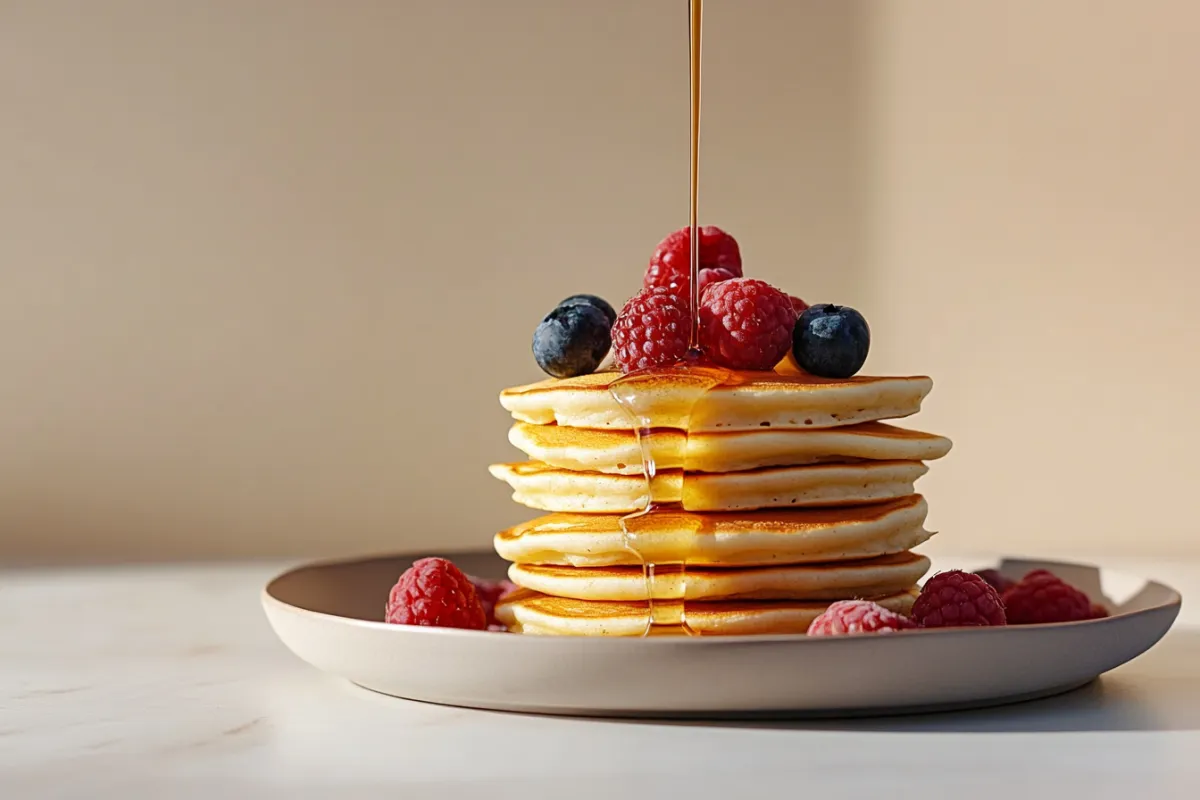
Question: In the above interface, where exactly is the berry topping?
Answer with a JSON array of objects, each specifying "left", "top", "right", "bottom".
[
  {"left": 1001, "top": 570, "right": 1094, "bottom": 625},
  {"left": 558, "top": 294, "right": 617, "bottom": 326},
  {"left": 468, "top": 575, "right": 517, "bottom": 628},
  {"left": 697, "top": 267, "right": 737, "bottom": 295},
  {"left": 644, "top": 225, "right": 742, "bottom": 293},
  {"left": 698, "top": 278, "right": 797, "bottom": 371},
  {"left": 385, "top": 557, "right": 487, "bottom": 630},
  {"left": 611, "top": 287, "right": 691, "bottom": 373},
  {"left": 532, "top": 302, "right": 612, "bottom": 379},
  {"left": 974, "top": 568, "right": 1016, "bottom": 595},
  {"left": 792, "top": 304, "right": 871, "bottom": 379},
  {"left": 911, "top": 570, "right": 1007, "bottom": 628},
  {"left": 807, "top": 599, "right": 917, "bottom": 636}
]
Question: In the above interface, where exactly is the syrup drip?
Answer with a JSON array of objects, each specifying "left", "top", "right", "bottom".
[
  {"left": 610, "top": 365, "right": 725, "bottom": 635},
  {"left": 608, "top": 0, "right": 716, "bottom": 636},
  {"left": 686, "top": 0, "right": 704, "bottom": 352}
]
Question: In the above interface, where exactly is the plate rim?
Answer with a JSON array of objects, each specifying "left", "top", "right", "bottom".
[{"left": 261, "top": 550, "right": 1184, "bottom": 645}]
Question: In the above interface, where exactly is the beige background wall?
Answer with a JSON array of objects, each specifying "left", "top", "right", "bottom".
[
  {"left": 862, "top": 1, "right": 1200, "bottom": 559},
  {"left": 1, "top": 1, "right": 1196, "bottom": 564}
]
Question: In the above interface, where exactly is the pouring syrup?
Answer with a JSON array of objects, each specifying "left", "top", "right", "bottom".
[{"left": 609, "top": 0, "right": 725, "bottom": 636}]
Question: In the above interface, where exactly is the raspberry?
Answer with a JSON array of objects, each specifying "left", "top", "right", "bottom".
[
  {"left": 807, "top": 600, "right": 917, "bottom": 636},
  {"left": 789, "top": 295, "right": 809, "bottom": 315},
  {"left": 1089, "top": 603, "right": 1110, "bottom": 620},
  {"left": 974, "top": 568, "right": 1016, "bottom": 595},
  {"left": 699, "top": 278, "right": 797, "bottom": 370},
  {"left": 468, "top": 576, "right": 517, "bottom": 627},
  {"left": 644, "top": 225, "right": 742, "bottom": 293},
  {"left": 611, "top": 287, "right": 691, "bottom": 373},
  {"left": 1001, "top": 569, "right": 1093, "bottom": 625},
  {"left": 385, "top": 557, "right": 487, "bottom": 630},
  {"left": 697, "top": 267, "right": 737, "bottom": 295},
  {"left": 911, "top": 570, "right": 1007, "bottom": 628}
]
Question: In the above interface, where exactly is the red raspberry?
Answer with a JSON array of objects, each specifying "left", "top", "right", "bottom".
[
  {"left": 644, "top": 225, "right": 742, "bottom": 292},
  {"left": 650, "top": 266, "right": 735, "bottom": 300},
  {"left": 385, "top": 557, "right": 487, "bottom": 630},
  {"left": 974, "top": 568, "right": 1016, "bottom": 595},
  {"left": 611, "top": 287, "right": 691, "bottom": 373},
  {"left": 789, "top": 295, "right": 809, "bottom": 315},
  {"left": 911, "top": 570, "right": 1007, "bottom": 628},
  {"left": 1088, "top": 603, "right": 1110, "bottom": 620},
  {"left": 807, "top": 600, "right": 917, "bottom": 636},
  {"left": 1001, "top": 569, "right": 1093, "bottom": 625},
  {"left": 468, "top": 575, "right": 517, "bottom": 627},
  {"left": 699, "top": 278, "right": 797, "bottom": 370},
  {"left": 697, "top": 267, "right": 737, "bottom": 295}
]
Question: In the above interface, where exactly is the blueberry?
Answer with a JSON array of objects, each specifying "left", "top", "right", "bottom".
[
  {"left": 533, "top": 303, "right": 612, "bottom": 378},
  {"left": 557, "top": 294, "right": 616, "bottom": 326},
  {"left": 792, "top": 304, "right": 871, "bottom": 378}
]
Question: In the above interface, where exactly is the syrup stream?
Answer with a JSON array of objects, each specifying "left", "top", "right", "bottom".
[
  {"left": 687, "top": 0, "right": 703, "bottom": 351},
  {"left": 609, "top": 0, "right": 711, "bottom": 636}
]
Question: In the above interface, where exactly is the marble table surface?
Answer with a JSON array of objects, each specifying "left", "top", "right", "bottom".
[{"left": 2, "top": 555, "right": 1199, "bottom": 799}]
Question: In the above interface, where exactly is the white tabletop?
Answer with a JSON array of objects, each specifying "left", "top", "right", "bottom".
[{"left": 3, "top": 556, "right": 1199, "bottom": 799}]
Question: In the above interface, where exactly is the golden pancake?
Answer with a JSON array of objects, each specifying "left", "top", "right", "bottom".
[
  {"left": 488, "top": 460, "right": 929, "bottom": 513},
  {"left": 499, "top": 369, "right": 933, "bottom": 432},
  {"left": 507, "top": 551, "right": 931, "bottom": 601},
  {"left": 508, "top": 420, "right": 952, "bottom": 475},
  {"left": 494, "top": 494, "right": 932, "bottom": 567},
  {"left": 494, "top": 587, "right": 919, "bottom": 636}
]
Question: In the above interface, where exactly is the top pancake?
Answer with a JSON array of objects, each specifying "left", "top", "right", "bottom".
[{"left": 500, "top": 369, "right": 934, "bottom": 432}]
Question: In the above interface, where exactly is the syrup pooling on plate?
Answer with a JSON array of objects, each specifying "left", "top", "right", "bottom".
[{"left": 609, "top": 364, "right": 727, "bottom": 635}]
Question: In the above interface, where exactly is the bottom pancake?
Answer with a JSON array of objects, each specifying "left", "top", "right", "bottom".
[
  {"left": 507, "top": 551, "right": 930, "bottom": 601},
  {"left": 494, "top": 587, "right": 918, "bottom": 636}
]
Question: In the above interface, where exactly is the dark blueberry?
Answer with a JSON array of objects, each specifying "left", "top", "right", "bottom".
[
  {"left": 557, "top": 294, "right": 616, "bottom": 326},
  {"left": 792, "top": 304, "right": 871, "bottom": 379},
  {"left": 532, "top": 303, "right": 612, "bottom": 378}
]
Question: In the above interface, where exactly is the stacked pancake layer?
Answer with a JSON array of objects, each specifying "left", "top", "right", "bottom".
[{"left": 490, "top": 366, "right": 951, "bottom": 636}]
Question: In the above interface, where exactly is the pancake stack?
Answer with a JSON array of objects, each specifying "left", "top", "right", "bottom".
[{"left": 489, "top": 360, "right": 951, "bottom": 636}]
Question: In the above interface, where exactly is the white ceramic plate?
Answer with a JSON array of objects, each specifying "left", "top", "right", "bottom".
[{"left": 262, "top": 551, "right": 1181, "bottom": 718}]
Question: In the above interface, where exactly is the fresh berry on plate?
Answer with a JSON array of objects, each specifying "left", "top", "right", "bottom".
[
  {"left": 557, "top": 294, "right": 617, "bottom": 326},
  {"left": 644, "top": 225, "right": 742, "bottom": 293},
  {"left": 698, "top": 277, "right": 797, "bottom": 371},
  {"left": 1001, "top": 569, "right": 1094, "bottom": 625},
  {"left": 911, "top": 570, "right": 1007, "bottom": 628},
  {"left": 1089, "top": 602, "right": 1110, "bottom": 620},
  {"left": 532, "top": 302, "right": 612, "bottom": 378},
  {"left": 789, "top": 295, "right": 810, "bottom": 315},
  {"left": 611, "top": 287, "right": 691, "bottom": 373},
  {"left": 807, "top": 599, "right": 917, "bottom": 636},
  {"left": 468, "top": 575, "right": 517, "bottom": 628},
  {"left": 385, "top": 557, "right": 487, "bottom": 630},
  {"left": 974, "top": 568, "right": 1016, "bottom": 595},
  {"left": 792, "top": 303, "right": 871, "bottom": 379}
]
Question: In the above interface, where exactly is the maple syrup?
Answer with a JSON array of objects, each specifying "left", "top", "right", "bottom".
[
  {"left": 609, "top": 0, "right": 721, "bottom": 636},
  {"left": 686, "top": 0, "right": 704, "bottom": 350},
  {"left": 609, "top": 364, "right": 724, "bottom": 634}
]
